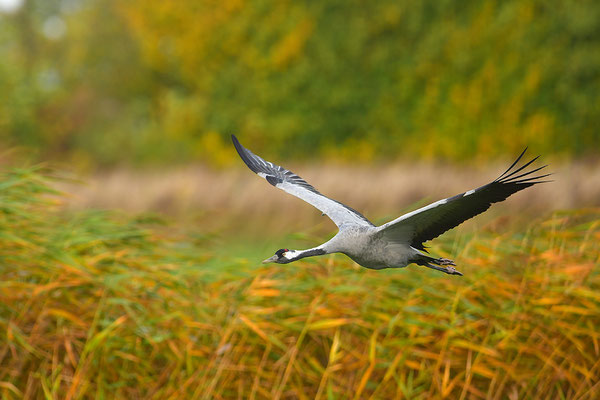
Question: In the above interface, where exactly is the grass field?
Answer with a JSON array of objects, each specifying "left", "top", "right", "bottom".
[{"left": 1, "top": 166, "right": 599, "bottom": 399}]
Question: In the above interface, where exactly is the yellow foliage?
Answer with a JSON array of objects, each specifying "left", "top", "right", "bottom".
[
  {"left": 270, "top": 17, "right": 314, "bottom": 69},
  {"left": 525, "top": 66, "right": 541, "bottom": 93},
  {"left": 523, "top": 113, "right": 554, "bottom": 149},
  {"left": 119, "top": 0, "right": 245, "bottom": 84},
  {"left": 196, "top": 131, "right": 236, "bottom": 167},
  {"left": 6, "top": 0, "right": 595, "bottom": 167},
  {"left": 323, "top": 138, "right": 375, "bottom": 163}
]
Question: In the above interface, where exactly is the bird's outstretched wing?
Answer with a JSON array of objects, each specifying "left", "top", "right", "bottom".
[
  {"left": 376, "top": 148, "right": 550, "bottom": 250},
  {"left": 232, "top": 135, "right": 373, "bottom": 228}
]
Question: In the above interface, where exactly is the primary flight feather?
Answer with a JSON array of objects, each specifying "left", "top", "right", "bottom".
[{"left": 232, "top": 135, "right": 550, "bottom": 276}]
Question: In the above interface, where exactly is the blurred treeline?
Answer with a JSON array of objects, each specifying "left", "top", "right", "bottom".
[{"left": 1, "top": 0, "right": 599, "bottom": 168}]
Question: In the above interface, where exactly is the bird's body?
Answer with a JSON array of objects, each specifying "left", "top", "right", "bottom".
[
  {"left": 232, "top": 135, "right": 550, "bottom": 276},
  {"left": 313, "top": 225, "right": 416, "bottom": 270}
]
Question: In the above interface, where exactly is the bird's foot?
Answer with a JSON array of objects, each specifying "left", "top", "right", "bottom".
[
  {"left": 436, "top": 258, "right": 462, "bottom": 275},
  {"left": 436, "top": 258, "right": 456, "bottom": 266},
  {"left": 418, "top": 259, "right": 463, "bottom": 276},
  {"left": 444, "top": 266, "right": 463, "bottom": 276}
]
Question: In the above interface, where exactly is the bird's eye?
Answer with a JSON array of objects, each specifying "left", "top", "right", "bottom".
[{"left": 275, "top": 248, "right": 288, "bottom": 257}]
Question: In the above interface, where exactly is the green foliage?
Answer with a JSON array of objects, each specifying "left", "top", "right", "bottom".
[
  {"left": 1, "top": 0, "right": 599, "bottom": 165},
  {"left": 0, "top": 166, "right": 599, "bottom": 398}
]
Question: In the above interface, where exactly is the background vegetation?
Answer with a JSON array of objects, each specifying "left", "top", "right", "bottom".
[
  {"left": 1, "top": 168, "right": 599, "bottom": 399},
  {"left": 1, "top": 1, "right": 599, "bottom": 398},
  {"left": 1, "top": 0, "right": 600, "bottom": 167}
]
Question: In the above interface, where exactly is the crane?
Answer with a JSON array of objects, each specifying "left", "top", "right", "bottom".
[{"left": 232, "top": 135, "right": 550, "bottom": 276}]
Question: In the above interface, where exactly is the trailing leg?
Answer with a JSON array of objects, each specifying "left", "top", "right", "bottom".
[{"left": 414, "top": 255, "right": 463, "bottom": 276}]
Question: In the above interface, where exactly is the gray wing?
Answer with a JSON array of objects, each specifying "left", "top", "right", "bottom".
[
  {"left": 232, "top": 135, "right": 373, "bottom": 228},
  {"left": 376, "top": 149, "right": 550, "bottom": 250}
]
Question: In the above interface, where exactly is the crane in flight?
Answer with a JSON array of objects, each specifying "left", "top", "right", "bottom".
[{"left": 232, "top": 135, "right": 550, "bottom": 276}]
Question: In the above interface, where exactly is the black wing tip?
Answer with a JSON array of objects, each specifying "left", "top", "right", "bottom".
[
  {"left": 231, "top": 134, "right": 244, "bottom": 154},
  {"left": 510, "top": 172, "right": 554, "bottom": 185},
  {"left": 494, "top": 147, "right": 551, "bottom": 186},
  {"left": 231, "top": 134, "right": 261, "bottom": 174},
  {"left": 231, "top": 133, "right": 241, "bottom": 151}
]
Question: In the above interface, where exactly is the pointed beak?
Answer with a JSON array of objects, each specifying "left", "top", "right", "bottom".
[{"left": 262, "top": 255, "right": 279, "bottom": 264}]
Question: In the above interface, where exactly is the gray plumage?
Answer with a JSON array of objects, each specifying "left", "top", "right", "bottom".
[{"left": 232, "top": 135, "right": 550, "bottom": 276}]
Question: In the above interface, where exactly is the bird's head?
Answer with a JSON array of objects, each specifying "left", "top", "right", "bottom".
[{"left": 262, "top": 248, "right": 294, "bottom": 264}]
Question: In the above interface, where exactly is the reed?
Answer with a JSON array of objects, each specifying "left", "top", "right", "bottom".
[{"left": 0, "top": 167, "right": 598, "bottom": 399}]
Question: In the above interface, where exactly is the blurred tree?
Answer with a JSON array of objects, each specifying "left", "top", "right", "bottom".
[{"left": 0, "top": 0, "right": 599, "bottom": 167}]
